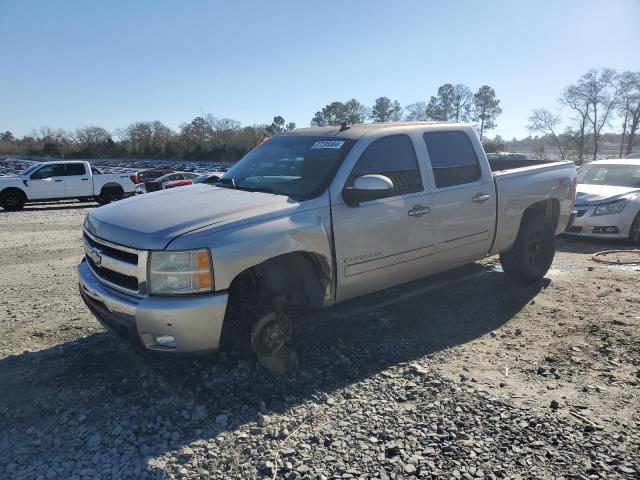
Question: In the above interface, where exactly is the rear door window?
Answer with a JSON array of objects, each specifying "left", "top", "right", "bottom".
[
  {"left": 66, "top": 163, "right": 86, "bottom": 176},
  {"left": 423, "top": 131, "right": 481, "bottom": 188},
  {"left": 350, "top": 134, "right": 423, "bottom": 198}
]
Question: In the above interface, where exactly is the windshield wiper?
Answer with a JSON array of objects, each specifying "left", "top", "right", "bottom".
[
  {"left": 215, "top": 177, "right": 237, "bottom": 189},
  {"left": 215, "top": 177, "right": 282, "bottom": 196}
]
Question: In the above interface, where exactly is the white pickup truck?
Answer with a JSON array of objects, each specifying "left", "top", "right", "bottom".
[
  {"left": 77, "top": 122, "right": 576, "bottom": 358},
  {"left": 0, "top": 160, "right": 136, "bottom": 210}
]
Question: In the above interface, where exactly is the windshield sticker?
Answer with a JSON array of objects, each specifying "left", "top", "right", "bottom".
[{"left": 311, "top": 141, "right": 345, "bottom": 150}]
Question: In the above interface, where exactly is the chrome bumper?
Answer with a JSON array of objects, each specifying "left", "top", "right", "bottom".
[{"left": 78, "top": 260, "right": 228, "bottom": 353}]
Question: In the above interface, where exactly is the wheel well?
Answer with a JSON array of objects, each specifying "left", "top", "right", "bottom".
[
  {"left": 228, "top": 251, "right": 332, "bottom": 311},
  {"left": 100, "top": 183, "right": 124, "bottom": 194},
  {"left": 522, "top": 198, "right": 560, "bottom": 230},
  {"left": 0, "top": 187, "right": 26, "bottom": 200}
]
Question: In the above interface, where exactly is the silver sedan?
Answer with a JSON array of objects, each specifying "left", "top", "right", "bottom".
[{"left": 566, "top": 159, "right": 640, "bottom": 244}]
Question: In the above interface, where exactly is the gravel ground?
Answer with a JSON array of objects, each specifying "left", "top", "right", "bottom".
[{"left": 0, "top": 201, "right": 638, "bottom": 479}]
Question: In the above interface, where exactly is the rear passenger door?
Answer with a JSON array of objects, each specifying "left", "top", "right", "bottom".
[
  {"left": 332, "top": 134, "right": 435, "bottom": 301},
  {"left": 423, "top": 130, "right": 496, "bottom": 264},
  {"left": 64, "top": 163, "right": 93, "bottom": 197}
]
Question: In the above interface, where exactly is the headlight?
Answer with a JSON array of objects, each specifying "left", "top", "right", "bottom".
[
  {"left": 593, "top": 199, "right": 627, "bottom": 216},
  {"left": 148, "top": 249, "right": 213, "bottom": 295}
]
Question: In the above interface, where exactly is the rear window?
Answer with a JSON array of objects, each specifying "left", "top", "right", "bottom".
[
  {"left": 423, "top": 131, "right": 481, "bottom": 188},
  {"left": 66, "top": 163, "right": 86, "bottom": 176}
]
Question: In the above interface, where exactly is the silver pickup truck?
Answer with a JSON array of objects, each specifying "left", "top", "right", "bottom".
[{"left": 78, "top": 122, "right": 576, "bottom": 357}]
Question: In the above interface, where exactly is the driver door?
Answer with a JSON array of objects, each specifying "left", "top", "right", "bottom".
[
  {"left": 331, "top": 134, "right": 435, "bottom": 302},
  {"left": 29, "top": 163, "right": 67, "bottom": 199}
]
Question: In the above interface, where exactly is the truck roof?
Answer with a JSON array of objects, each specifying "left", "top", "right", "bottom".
[{"left": 282, "top": 121, "right": 459, "bottom": 140}]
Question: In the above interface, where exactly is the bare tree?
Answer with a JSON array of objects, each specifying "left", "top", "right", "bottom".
[
  {"left": 404, "top": 102, "right": 429, "bottom": 121},
  {"left": 560, "top": 84, "right": 590, "bottom": 164},
  {"left": 75, "top": 126, "right": 111, "bottom": 147},
  {"left": 618, "top": 71, "right": 640, "bottom": 156},
  {"left": 527, "top": 109, "right": 565, "bottom": 160},
  {"left": 451, "top": 84, "right": 474, "bottom": 122},
  {"left": 579, "top": 69, "right": 623, "bottom": 160}
]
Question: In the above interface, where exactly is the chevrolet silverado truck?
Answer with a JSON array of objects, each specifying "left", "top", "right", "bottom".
[
  {"left": 78, "top": 122, "right": 576, "bottom": 357},
  {"left": 0, "top": 160, "right": 136, "bottom": 210}
]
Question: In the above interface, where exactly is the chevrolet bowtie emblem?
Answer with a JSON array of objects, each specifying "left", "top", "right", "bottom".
[{"left": 87, "top": 246, "right": 102, "bottom": 266}]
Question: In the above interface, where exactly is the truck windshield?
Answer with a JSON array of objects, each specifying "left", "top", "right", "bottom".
[
  {"left": 21, "top": 164, "right": 40, "bottom": 176},
  {"left": 218, "top": 135, "right": 355, "bottom": 200},
  {"left": 578, "top": 164, "right": 640, "bottom": 188}
]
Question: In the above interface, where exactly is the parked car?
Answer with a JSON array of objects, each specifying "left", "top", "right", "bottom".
[
  {"left": 136, "top": 172, "right": 199, "bottom": 194},
  {"left": 130, "top": 168, "right": 174, "bottom": 185},
  {"left": 195, "top": 171, "right": 227, "bottom": 185},
  {"left": 565, "top": 159, "right": 640, "bottom": 244},
  {"left": 78, "top": 122, "right": 576, "bottom": 357},
  {"left": 0, "top": 161, "right": 136, "bottom": 210},
  {"left": 163, "top": 171, "right": 227, "bottom": 190}
]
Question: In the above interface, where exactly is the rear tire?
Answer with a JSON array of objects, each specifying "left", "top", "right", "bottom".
[
  {"left": 629, "top": 212, "right": 640, "bottom": 246},
  {"left": 98, "top": 188, "right": 123, "bottom": 205},
  {"left": 0, "top": 190, "right": 26, "bottom": 211},
  {"left": 500, "top": 212, "right": 556, "bottom": 283}
]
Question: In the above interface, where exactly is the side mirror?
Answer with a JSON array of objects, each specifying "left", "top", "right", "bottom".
[{"left": 343, "top": 174, "right": 394, "bottom": 207}]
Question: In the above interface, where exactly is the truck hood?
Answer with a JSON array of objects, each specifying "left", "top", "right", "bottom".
[
  {"left": 575, "top": 184, "right": 640, "bottom": 206},
  {"left": 84, "top": 185, "right": 302, "bottom": 250}
]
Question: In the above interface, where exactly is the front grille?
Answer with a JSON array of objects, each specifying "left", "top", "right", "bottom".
[
  {"left": 84, "top": 233, "right": 137, "bottom": 264},
  {"left": 83, "top": 231, "right": 140, "bottom": 293},
  {"left": 567, "top": 226, "right": 583, "bottom": 233}
]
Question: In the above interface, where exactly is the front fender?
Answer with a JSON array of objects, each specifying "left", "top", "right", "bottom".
[
  {"left": 0, "top": 179, "right": 29, "bottom": 198},
  {"left": 167, "top": 205, "right": 335, "bottom": 304}
]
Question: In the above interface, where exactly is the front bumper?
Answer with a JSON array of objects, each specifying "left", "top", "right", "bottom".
[
  {"left": 564, "top": 205, "right": 633, "bottom": 239},
  {"left": 78, "top": 260, "right": 228, "bottom": 353}
]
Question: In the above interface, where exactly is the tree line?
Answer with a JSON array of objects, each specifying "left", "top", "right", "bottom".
[
  {"left": 0, "top": 114, "right": 295, "bottom": 163},
  {"left": 310, "top": 84, "right": 502, "bottom": 140},
  {"left": 527, "top": 68, "right": 640, "bottom": 164}
]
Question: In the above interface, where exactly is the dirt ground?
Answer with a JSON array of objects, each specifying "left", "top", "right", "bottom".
[{"left": 0, "top": 201, "right": 638, "bottom": 479}]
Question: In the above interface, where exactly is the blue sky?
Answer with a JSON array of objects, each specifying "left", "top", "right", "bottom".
[{"left": 1, "top": 0, "right": 638, "bottom": 139}]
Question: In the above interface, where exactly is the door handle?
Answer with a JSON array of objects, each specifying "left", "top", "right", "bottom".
[
  {"left": 408, "top": 205, "right": 431, "bottom": 217},
  {"left": 81, "top": 178, "right": 89, "bottom": 181},
  {"left": 54, "top": 179, "right": 63, "bottom": 183},
  {"left": 472, "top": 193, "right": 492, "bottom": 203}
]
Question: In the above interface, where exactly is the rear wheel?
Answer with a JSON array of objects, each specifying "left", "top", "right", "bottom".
[
  {"left": 98, "top": 188, "right": 123, "bottom": 205},
  {"left": 500, "top": 212, "right": 555, "bottom": 283},
  {"left": 0, "top": 190, "right": 26, "bottom": 211},
  {"left": 629, "top": 212, "right": 640, "bottom": 246}
]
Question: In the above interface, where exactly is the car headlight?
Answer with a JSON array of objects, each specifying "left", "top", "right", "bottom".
[
  {"left": 148, "top": 249, "right": 213, "bottom": 295},
  {"left": 593, "top": 199, "right": 627, "bottom": 216}
]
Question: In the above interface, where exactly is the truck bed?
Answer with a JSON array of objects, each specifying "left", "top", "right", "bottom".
[
  {"left": 489, "top": 159, "right": 576, "bottom": 256},
  {"left": 488, "top": 157, "right": 557, "bottom": 172}
]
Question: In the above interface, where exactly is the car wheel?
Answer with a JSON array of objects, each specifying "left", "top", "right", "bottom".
[
  {"left": 250, "top": 311, "right": 297, "bottom": 374},
  {"left": 0, "top": 190, "right": 26, "bottom": 211},
  {"left": 500, "top": 212, "right": 556, "bottom": 283},
  {"left": 629, "top": 212, "right": 640, "bottom": 246},
  {"left": 99, "top": 188, "right": 123, "bottom": 204}
]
